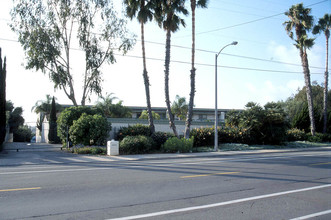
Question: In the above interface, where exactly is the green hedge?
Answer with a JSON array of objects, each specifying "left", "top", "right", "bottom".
[
  {"left": 69, "top": 113, "right": 111, "bottom": 146},
  {"left": 162, "top": 137, "right": 193, "bottom": 153},
  {"left": 120, "top": 135, "right": 154, "bottom": 154},
  {"left": 117, "top": 124, "right": 151, "bottom": 141}
]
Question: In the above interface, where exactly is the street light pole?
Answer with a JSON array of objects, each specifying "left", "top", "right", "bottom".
[{"left": 214, "top": 41, "right": 238, "bottom": 151}]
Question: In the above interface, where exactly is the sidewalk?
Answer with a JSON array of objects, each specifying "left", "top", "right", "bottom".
[
  {"left": 1, "top": 142, "right": 330, "bottom": 164},
  {"left": 106, "top": 146, "right": 331, "bottom": 161}
]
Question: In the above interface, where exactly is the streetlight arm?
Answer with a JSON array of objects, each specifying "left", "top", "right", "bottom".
[{"left": 216, "top": 41, "right": 238, "bottom": 57}]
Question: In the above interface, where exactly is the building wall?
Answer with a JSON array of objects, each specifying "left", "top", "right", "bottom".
[{"left": 109, "top": 118, "right": 214, "bottom": 140}]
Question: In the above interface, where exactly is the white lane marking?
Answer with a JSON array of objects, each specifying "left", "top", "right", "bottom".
[
  {"left": 0, "top": 167, "right": 113, "bottom": 175},
  {"left": 289, "top": 209, "right": 331, "bottom": 220},
  {"left": 106, "top": 184, "right": 331, "bottom": 220}
]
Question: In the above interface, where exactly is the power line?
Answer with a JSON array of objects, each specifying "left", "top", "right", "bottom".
[
  {"left": 177, "top": 0, "right": 329, "bottom": 38},
  {"left": 142, "top": 39, "right": 327, "bottom": 70},
  {"left": 117, "top": 53, "right": 324, "bottom": 75},
  {"left": 0, "top": 36, "right": 329, "bottom": 73}
]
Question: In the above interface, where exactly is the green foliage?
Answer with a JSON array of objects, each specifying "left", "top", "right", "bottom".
[
  {"left": 190, "top": 127, "right": 214, "bottom": 147},
  {"left": 139, "top": 110, "right": 160, "bottom": 120},
  {"left": 171, "top": 95, "right": 188, "bottom": 120},
  {"left": 48, "top": 96, "right": 60, "bottom": 144},
  {"left": 0, "top": 48, "right": 6, "bottom": 147},
  {"left": 117, "top": 124, "right": 151, "bottom": 141},
  {"left": 96, "top": 94, "right": 132, "bottom": 118},
  {"left": 72, "top": 146, "right": 106, "bottom": 155},
  {"left": 151, "top": 131, "right": 175, "bottom": 150},
  {"left": 69, "top": 113, "right": 111, "bottom": 146},
  {"left": 8, "top": 107, "right": 25, "bottom": 133},
  {"left": 11, "top": 0, "right": 135, "bottom": 106},
  {"left": 283, "top": 84, "right": 331, "bottom": 133},
  {"left": 307, "top": 132, "right": 331, "bottom": 143},
  {"left": 286, "top": 128, "right": 307, "bottom": 141},
  {"left": 162, "top": 137, "right": 193, "bottom": 153},
  {"left": 57, "top": 106, "right": 103, "bottom": 145},
  {"left": 13, "top": 125, "right": 33, "bottom": 142},
  {"left": 120, "top": 135, "right": 154, "bottom": 154}
]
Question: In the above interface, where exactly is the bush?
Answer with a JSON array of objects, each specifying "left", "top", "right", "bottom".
[
  {"left": 190, "top": 127, "right": 214, "bottom": 147},
  {"left": 162, "top": 137, "right": 193, "bottom": 153},
  {"left": 117, "top": 124, "right": 151, "bottom": 141},
  {"left": 13, "top": 125, "right": 33, "bottom": 142},
  {"left": 307, "top": 132, "right": 331, "bottom": 143},
  {"left": 286, "top": 128, "right": 307, "bottom": 141},
  {"left": 151, "top": 131, "right": 175, "bottom": 151},
  {"left": 72, "top": 146, "right": 106, "bottom": 155},
  {"left": 69, "top": 113, "right": 111, "bottom": 146},
  {"left": 57, "top": 106, "right": 103, "bottom": 145},
  {"left": 120, "top": 135, "right": 154, "bottom": 154}
]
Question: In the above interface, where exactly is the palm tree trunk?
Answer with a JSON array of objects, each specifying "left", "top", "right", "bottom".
[
  {"left": 323, "top": 35, "right": 329, "bottom": 133},
  {"left": 164, "top": 29, "right": 178, "bottom": 137},
  {"left": 301, "top": 48, "right": 316, "bottom": 135},
  {"left": 141, "top": 21, "right": 155, "bottom": 134},
  {"left": 184, "top": 1, "right": 196, "bottom": 139}
]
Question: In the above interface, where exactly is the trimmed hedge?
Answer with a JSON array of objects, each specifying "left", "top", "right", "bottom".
[
  {"left": 120, "top": 135, "right": 154, "bottom": 154},
  {"left": 117, "top": 124, "right": 151, "bottom": 141},
  {"left": 162, "top": 137, "right": 193, "bottom": 153},
  {"left": 69, "top": 113, "right": 111, "bottom": 146}
]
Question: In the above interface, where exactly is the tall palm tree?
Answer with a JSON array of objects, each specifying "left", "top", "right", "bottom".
[
  {"left": 184, "top": 0, "right": 208, "bottom": 139},
  {"left": 313, "top": 13, "right": 330, "bottom": 134},
  {"left": 284, "top": 3, "right": 316, "bottom": 136},
  {"left": 124, "top": 0, "right": 155, "bottom": 134},
  {"left": 154, "top": 0, "right": 188, "bottom": 137}
]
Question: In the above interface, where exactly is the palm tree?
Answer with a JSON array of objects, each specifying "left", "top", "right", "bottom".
[
  {"left": 154, "top": 0, "right": 188, "bottom": 137},
  {"left": 313, "top": 13, "right": 330, "bottom": 134},
  {"left": 284, "top": 3, "right": 316, "bottom": 136},
  {"left": 124, "top": 0, "right": 155, "bottom": 134},
  {"left": 172, "top": 95, "right": 188, "bottom": 120},
  {"left": 184, "top": 0, "right": 208, "bottom": 139}
]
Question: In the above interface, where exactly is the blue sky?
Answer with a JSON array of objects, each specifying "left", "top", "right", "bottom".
[{"left": 0, "top": 0, "right": 330, "bottom": 125}]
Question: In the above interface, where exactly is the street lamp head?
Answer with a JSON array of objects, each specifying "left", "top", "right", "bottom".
[{"left": 232, "top": 41, "right": 238, "bottom": 45}]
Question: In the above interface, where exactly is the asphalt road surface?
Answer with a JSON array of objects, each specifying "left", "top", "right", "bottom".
[{"left": 0, "top": 143, "right": 330, "bottom": 220}]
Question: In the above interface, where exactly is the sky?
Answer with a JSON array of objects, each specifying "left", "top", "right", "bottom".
[{"left": 0, "top": 0, "right": 330, "bottom": 126}]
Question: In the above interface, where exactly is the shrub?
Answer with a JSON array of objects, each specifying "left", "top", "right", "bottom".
[
  {"left": 120, "top": 135, "right": 154, "bottom": 154},
  {"left": 286, "top": 128, "right": 307, "bottom": 141},
  {"left": 190, "top": 127, "right": 214, "bottom": 147},
  {"left": 57, "top": 106, "right": 103, "bottom": 145},
  {"left": 13, "top": 125, "right": 33, "bottom": 142},
  {"left": 306, "top": 132, "right": 331, "bottom": 143},
  {"left": 73, "top": 146, "right": 106, "bottom": 155},
  {"left": 151, "top": 131, "right": 175, "bottom": 151},
  {"left": 69, "top": 113, "right": 111, "bottom": 146},
  {"left": 117, "top": 124, "right": 151, "bottom": 141},
  {"left": 162, "top": 137, "right": 193, "bottom": 153}
]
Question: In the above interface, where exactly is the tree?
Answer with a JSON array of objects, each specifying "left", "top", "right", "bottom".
[
  {"left": 8, "top": 107, "right": 25, "bottom": 133},
  {"left": 313, "top": 13, "right": 331, "bottom": 133},
  {"left": 171, "top": 95, "right": 188, "bottom": 120},
  {"left": 154, "top": 0, "right": 188, "bottom": 137},
  {"left": 284, "top": 3, "right": 316, "bottom": 135},
  {"left": 48, "top": 96, "right": 60, "bottom": 144},
  {"left": 124, "top": 0, "right": 156, "bottom": 134},
  {"left": 0, "top": 48, "right": 6, "bottom": 147},
  {"left": 185, "top": 0, "right": 208, "bottom": 139},
  {"left": 139, "top": 110, "right": 160, "bottom": 120},
  {"left": 283, "top": 83, "right": 331, "bottom": 133},
  {"left": 96, "top": 94, "right": 132, "bottom": 118},
  {"left": 32, "top": 94, "right": 62, "bottom": 132},
  {"left": 11, "top": 0, "right": 134, "bottom": 106}
]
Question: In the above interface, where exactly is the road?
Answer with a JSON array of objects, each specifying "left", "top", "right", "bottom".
[{"left": 0, "top": 143, "right": 330, "bottom": 220}]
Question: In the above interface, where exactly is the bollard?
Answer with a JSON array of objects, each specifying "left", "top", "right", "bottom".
[{"left": 107, "top": 140, "right": 119, "bottom": 156}]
